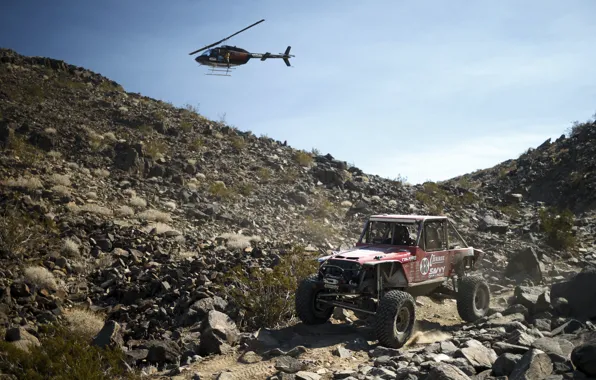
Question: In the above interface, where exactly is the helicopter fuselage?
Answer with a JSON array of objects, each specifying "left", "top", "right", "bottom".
[{"left": 195, "top": 46, "right": 251, "bottom": 67}]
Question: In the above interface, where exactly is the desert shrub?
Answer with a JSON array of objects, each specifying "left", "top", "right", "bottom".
[
  {"left": 79, "top": 204, "right": 113, "bottom": 216},
  {"left": 62, "top": 237, "right": 80, "bottom": 257},
  {"left": 0, "top": 206, "right": 56, "bottom": 259},
  {"left": 51, "top": 185, "right": 71, "bottom": 196},
  {"left": 219, "top": 233, "right": 261, "bottom": 250},
  {"left": 278, "top": 167, "right": 299, "bottom": 184},
  {"left": 144, "top": 140, "right": 168, "bottom": 159},
  {"left": 115, "top": 205, "right": 134, "bottom": 217},
  {"left": 180, "top": 121, "right": 193, "bottom": 133},
  {"left": 257, "top": 167, "right": 272, "bottom": 182},
  {"left": 224, "top": 247, "right": 318, "bottom": 329},
  {"left": 190, "top": 137, "right": 204, "bottom": 151},
  {"left": 144, "top": 222, "right": 178, "bottom": 235},
  {"left": 0, "top": 324, "right": 137, "bottom": 380},
  {"left": 2, "top": 176, "right": 43, "bottom": 190},
  {"left": 7, "top": 134, "right": 43, "bottom": 165},
  {"left": 234, "top": 182, "right": 254, "bottom": 196},
  {"left": 301, "top": 216, "right": 336, "bottom": 243},
  {"left": 208, "top": 181, "right": 236, "bottom": 201},
  {"left": 49, "top": 174, "right": 71, "bottom": 187},
  {"left": 63, "top": 308, "right": 104, "bottom": 338},
  {"left": 539, "top": 207, "right": 576, "bottom": 249},
  {"left": 23, "top": 266, "right": 58, "bottom": 291},
  {"left": 230, "top": 136, "right": 246, "bottom": 151},
  {"left": 294, "top": 151, "right": 313, "bottom": 166},
  {"left": 128, "top": 196, "right": 147, "bottom": 209},
  {"left": 136, "top": 209, "right": 172, "bottom": 222}
]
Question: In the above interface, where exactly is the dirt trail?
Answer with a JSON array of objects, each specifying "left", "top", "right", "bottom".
[{"left": 175, "top": 290, "right": 513, "bottom": 379}]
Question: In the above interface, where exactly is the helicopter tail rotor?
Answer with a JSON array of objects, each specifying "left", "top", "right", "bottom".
[{"left": 283, "top": 46, "right": 292, "bottom": 67}]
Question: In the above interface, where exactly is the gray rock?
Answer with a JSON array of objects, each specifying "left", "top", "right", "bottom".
[
  {"left": 505, "top": 247, "right": 544, "bottom": 284},
  {"left": 456, "top": 340, "right": 498, "bottom": 370},
  {"left": 570, "top": 340, "right": 596, "bottom": 377},
  {"left": 427, "top": 363, "right": 472, "bottom": 380},
  {"left": 492, "top": 353, "right": 522, "bottom": 377},
  {"left": 551, "top": 267, "right": 596, "bottom": 320},
  {"left": 92, "top": 320, "right": 123, "bottom": 349},
  {"left": 198, "top": 310, "right": 240, "bottom": 355},
  {"left": 146, "top": 340, "right": 181, "bottom": 364},
  {"left": 275, "top": 356, "right": 305, "bottom": 374},
  {"left": 509, "top": 349, "right": 553, "bottom": 380}
]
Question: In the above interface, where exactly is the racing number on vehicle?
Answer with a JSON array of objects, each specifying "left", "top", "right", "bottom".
[{"left": 419, "top": 257, "right": 430, "bottom": 276}]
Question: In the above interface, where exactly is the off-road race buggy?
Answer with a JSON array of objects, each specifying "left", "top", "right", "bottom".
[{"left": 295, "top": 214, "right": 490, "bottom": 348}]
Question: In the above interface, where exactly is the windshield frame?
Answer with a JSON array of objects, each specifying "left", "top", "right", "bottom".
[{"left": 358, "top": 220, "right": 422, "bottom": 246}]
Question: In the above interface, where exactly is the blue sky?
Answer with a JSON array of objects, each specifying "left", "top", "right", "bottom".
[{"left": 1, "top": 1, "right": 596, "bottom": 184}]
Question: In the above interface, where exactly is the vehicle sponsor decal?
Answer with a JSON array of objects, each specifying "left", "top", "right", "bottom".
[
  {"left": 419, "top": 257, "right": 430, "bottom": 275},
  {"left": 430, "top": 254, "right": 445, "bottom": 265},
  {"left": 429, "top": 266, "right": 445, "bottom": 277}
]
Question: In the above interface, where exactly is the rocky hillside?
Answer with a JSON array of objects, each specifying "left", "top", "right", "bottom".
[
  {"left": 1, "top": 47, "right": 596, "bottom": 379},
  {"left": 446, "top": 119, "right": 596, "bottom": 214}
]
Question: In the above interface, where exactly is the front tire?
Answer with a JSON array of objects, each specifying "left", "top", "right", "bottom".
[
  {"left": 456, "top": 275, "right": 491, "bottom": 322},
  {"left": 295, "top": 274, "right": 334, "bottom": 324},
  {"left": 374, "top": 290, "right": 415, "bottom": 348}
]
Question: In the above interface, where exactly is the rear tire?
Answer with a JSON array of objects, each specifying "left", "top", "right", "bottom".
[
  {"left": 456, "top": 275, "right": 491, "bottom": 322},
  {"left": 295, "top": 274, "right": 334, "bottom": 324},
  {"left": 374, "top": 290, "right": 415, "bottom": 348}
]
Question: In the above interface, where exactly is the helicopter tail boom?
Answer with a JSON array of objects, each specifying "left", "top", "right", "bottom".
[{"left": 251, "top": 46, "right": 294, "bottom": 66}]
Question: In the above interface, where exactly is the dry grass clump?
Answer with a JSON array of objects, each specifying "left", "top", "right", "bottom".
[
  {"left": 63, "top": 307, "right": 104, "bottom": 338},
  {"left": 62, "top": 237, "right": 80, "bottom": 256},
  {"left": 2, "top": 176, "right": 43, "bottom": 190},
  {"left": 122, "top": 188, "right": 136, "bottom": 197},
  {"left": 220, "top": 233, "right": 262, "bottom": 250},
  {"left": 129, "top": 196, "right": 147, "bottom": 208},
  {"left": 23, "top": 266, "right": 58, "bottom": 291},
  {"left": 48, "top": 173, "right": 71, "bottom": 186},
  {"left": 47, "top": 151, "right": 62, "bottom": 159},
  {"left": 145, "top": 222, "right": 178, "bottom": 235},
  {"left": 85, "top": 191, "right": 98, "bottom": 200},
  {"left": 44, "top": 127, "right": 57, "bottom": 134},
  {"left": 137, "top": 209, "right": 172, "bottom": 222},
  {"left": 103, "top": 132, "right": 117, "bottom": 142},
  {"left": 79, "top": 204, "right": 113, "bottom": 216},
  {"left": 93, "top": 168, "right": 110, "bottom": 178},
  {"left": 115, "top": 205, "right": 134, "bottom": 217},
  {"left": 51, "top": 185, "right": 71, "bottom": 196}
]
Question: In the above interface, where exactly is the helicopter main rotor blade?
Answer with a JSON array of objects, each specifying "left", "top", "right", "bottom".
[{"left": 188, "top": 19, "right": 265, "bottom": 55}]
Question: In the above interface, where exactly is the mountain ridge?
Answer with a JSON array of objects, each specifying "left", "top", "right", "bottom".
[{"left": 1, "top": 47, "right": 596, "bottom": 379}]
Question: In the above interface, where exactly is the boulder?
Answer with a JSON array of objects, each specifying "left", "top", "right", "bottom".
[
  {"left": 551, "top": 266, "right": 596, "bottom": 320},
  {"left": 198, "top": 310, "right": 240, "bottom": 355},
  {"left": 505, "top": 247, "right": 544, "bottom": 284}
]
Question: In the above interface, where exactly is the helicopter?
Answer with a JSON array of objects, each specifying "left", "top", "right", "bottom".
[{"left": 188, "top": 19, "right": 294, "bottom": 76}]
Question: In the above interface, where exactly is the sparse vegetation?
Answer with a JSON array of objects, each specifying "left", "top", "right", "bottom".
[
  {"left": 137, "top": 209, "right": 172, "bottom": 223},
  {"left": 128, "top": 196, "right": 147, "bottom": 209},
  {"left": 230, "top": 135, "right": 246, "bottom": 151},
  {"left": 539, "top": 206, "right": 576, "bottom": 250},
  {"left": 257, "top": 167, "right": 272, "bottom": 182},
  {"left": 2, "top": 176, "right": 43, "bottom": 190},
  {"left": 62, "top": 237, "right": 80, "bottom": 257},
  {"left": 0, "top": 324, "right": 136, "bottom": 380},
  {"left": 144, "top": 139, "right": 168, "bottom": 159},
  {"left": 224, "top": 247, "right": 318, "bottom": 329},
  {"left": 219, "top": 233, "right": 261, "bottom": 250},
  {"left": 0, "top": 206, "right": 57, "bottom": 259},
  {"left": 23, "top": 266, "right": 58, "bottom": 291},
  {"left": 294, "top": 150, "right": 313, "bottom": 167},
  {"left": 208, "top": 181, "right": 236, "bottom": 201},
  {"left": 63, "top": 307, "right": 104, "bottom": 338},
  {"left": 5, "top": 135, "right": 44, "bottom": 165}
]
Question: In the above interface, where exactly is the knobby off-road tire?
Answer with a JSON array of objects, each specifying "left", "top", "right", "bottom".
[
  {"left": 295, "top": 274, "right": 334, "bottom": 325},
  {"left": 374, "top": 290, "right": 415, "bottom": 348},
  {"left": 456, "top": 275, "right": 491, "bottom": 322}
]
